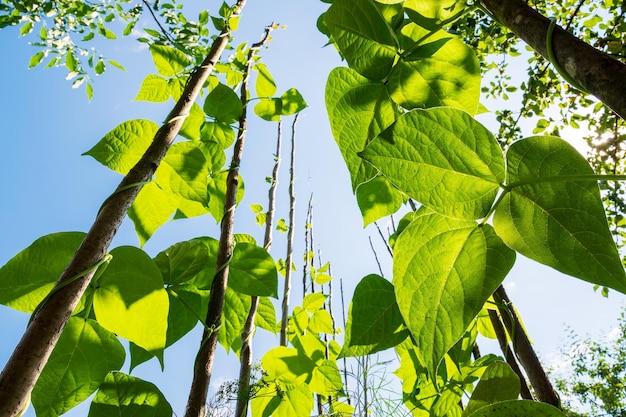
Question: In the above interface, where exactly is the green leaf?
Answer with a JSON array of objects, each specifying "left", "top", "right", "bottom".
[
  {"left": 156, "top": 141, "right": 224, "bottom": 208},
  {"left": 134, "top": 74, "right": 170, "bottom": 102},
  {"left": 229, "top": 243, "right": 278, "bottom": 297},
  {"left": 463, "top": 361, "right": 520, "bottom": 417},
  {"left": 308, "top": 309, "right": 334, "bottom": 334},
  {"left": 206, "top": 170, "right": 244, "bottom": 223},
  {"left": 93, "top": 246, "right": 168, "bottom": 361},
  {"left": 19, "top": 21, "right": 33, "bottom": 36},
  {"left": 88, "top": 372, "right": 172, "bottom": 417},
  {"left": 388, "top": 25, "right": 481, "bottom": 113},
  {"left": 218, "top": 287, "right": 249, "bottom": 353},
  {"left": 262, "top": 346, "right": 315, "bottom": 383},
  {"left": 325, "top": 0, "right": 398, "bottom": 80},
  {"left": 32, "top": 318, "right": 125, "bottom": 417},
  {"left": 65, "top": 51, "right": 78, "bottom": 72},
  {"left": 200, "top": 121, "right": 236, "bottom": 148},
  {"left": 203, "top": 83, "right": 242, "bottom": 123},
  {"left": 251, "top": 381, "right": 282, "bottom": 417},
  {"left": 107, "top": 59, "right": 125, "bottom": 71},
  {"left": 271, "top": 382, "right": 314, "bottom": 417},
  {"left": 395, "top": 338, "right": 439, "bottom": 415},
  {"left": 466, "top": 400, "right": 567, "bottom": 417},
  {"left": 393, "top": 210, "right": 515, "bottom": 379},
  {"left": 0, "top": 232, "right": 85, "bottom": 312},
  {"left": 302, "top": 293, "right": 327, "bottom": 313},
  {"left": 310, "top": 360, "right": 344, "bottom": 396},
  {"left": 356, "top": 175, "right": 404, "bottom": 226},
  {"left": 494, "top": 136, "right": 626, "bottom": 293},
  {"left": 325, "top": 67, "right": 398, "bottom": 190},
  {"left": 340, "top": 274, "right": 409, "bottom": 358},
  {"left": 154, "top": 240, "right": 210, "bottom": 285},
  {"left": 280, "top": 88, "right": 308, "bottom": 115},
  {"left": 254, "top": 63, "right": 277, "bottom": 97},
  {"left": 95, "top": 59, "right": 105, "bottom": 75},
  {"left": 128, "top": 181, "right": 177, "bottom": 246},
  {"left": 404, "top": 0, "right": 467, "bottom": 30},
  {"left": 361, "top": 108, "right": 505, "bottom": 220},
  {"left": 149, "top": 44, "right": 191, "bottom": 76},
  {"left": 255, "top": 296, "right": 277, "bottom": 333},
  {"left": 254, "top": 98, "right": 283, "bottom": 122},
  {"left": 179, "top": 102, "right": 205, "bottom": 140},
  {"left": 28, "top": 51, "right": 45, "bottom": 68},
  {"left": 83, "top": 119, "right": 159, "bottom": 174}
]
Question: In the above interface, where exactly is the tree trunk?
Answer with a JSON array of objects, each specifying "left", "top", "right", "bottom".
[{"left": 480, "top": 0, "right": 626, "bottom": 120}]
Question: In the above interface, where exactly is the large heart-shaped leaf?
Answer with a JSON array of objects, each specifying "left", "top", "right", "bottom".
[
  {"left": 325, "top": 0, "right": 398, "bottom": 81},
  {"left": 93, "top": 246, "right": 169, "bottom": 361},
  {"left": 466, "top": 400, "right": 567, "bottom": 417},
  {"left": 494, "top": 136, "right": 626, "bottom": 293},
  {"left": 393, "top": 210, "right": 515, "bottom": 379},
  {"left": 463, "top": 361, "right": 520, "bottom": 416},
  {"left": 361, "top": 107, "right": 505, "bottom": 220},
  {"left": 32, "top": 318, "right": 125, "bottom": 417},
  {"left": 325, "top": 67, "right": 398, "bottom": 190},
  {"left": 340, "top": 274, "right": 409, "bottom": 358},
  {"left": 389, "top": 24, "right": 481, "bottom": 114}
]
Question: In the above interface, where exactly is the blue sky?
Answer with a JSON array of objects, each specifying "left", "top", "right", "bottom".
[{"left": 0, "top": 1, "right": 625, "bottom": 416}]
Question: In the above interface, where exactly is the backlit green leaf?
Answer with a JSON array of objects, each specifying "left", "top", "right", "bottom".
[
  {"left": 254, "top": 63, "right": 277, "bottom": 97},
  {"left": 154, "top": 240, "right": 210, "bottom": 286},
  {"left": 271, "top": 382, "right": 314, "bottom": 417},
  {"left": 179, "top": 102, "right": 205, "bottom": 140},
  {"left": 89, "top": 372, "right": 172, "bottom": 417},
  {"left": 356, "top": 175, "right": 404, "bottom": 226},
  {"left": 310, "top": 360, "right": 344, "bottom": 396},
  {"left": 340, "top": 274, "right": 409, "bottom": 358},
  {"left": 255, "top": 296, "right": 277, "bottom": 333},
  {"left": 204, "top": 83, "right": 242, "bottom": 123},
  {"left": 156, "top": 141, "right": 225, "bottom": 208},
  {"left": 93, "top": 246, "right": 168, "bottom": 360},
  {"left": 302, "top": 293, "right": 327, "bottom": 313},
  {"left": 494, "top": 136, "right": 626, "bottom": 293},
  {"left": 361, "top": 108, "right": 504, "bottom": 220},
  {"left": 325, "top": 0, "right": 398, "bottom": 80},
  {"left": 388, "top": 24, "right": 480, "bottom": 113},
  {"left": 128, "top": 181, "right": 177, "bottom": 247},
  {"left": 0, "top": 232, "right": 85, "bottom": 312},
  {"left": 200, "top": 121, "right": 235, "bottom": 149},
  {"left": 466, "top": 400, "right": 567, "bottom": 417},
  {"left": 325, "top": 67, "right": 398, "bottom": 190},
  {"left": 262, "top": 346, "right": 315, "bottom": 384},
  {"left": 404, "top": 0, "right": 467, "bottom": 30},
  {"left": 280, "top": 88, "right": 308, "bottom": 115},
  {"left": 254, "top": 98, "right": 282, "bottom": 121},
  {"left": 134, "top": 74, "right": 169, "bottom": 102},
  {"left": 32, "top": 318, "right": 125, "bottom": 417},
  {"left": 150, "top": 44, "right": 191, "bottom": 77},
  {"left": 218, "top": 287, "right": 249, "bottom": 353},
  {"left": 463, "top": 361, "right": 520, "bottom": 416},
  {"left": 83, "top": 119, "right": 159, "bottom": 174},
  {"left": 393, "top": 210, "right": 515, "bottom": 378},
  {"left": 207, "top": 170, "right": 244, "bottom": 223},
  {"left": 229, "top": 242, "right": 278, "bottom": 297},
  {"left": 28, "top": 51, "right": 44, "bottom": 68},
  {"left": 308, "top": 309, "right": 334, "bottom": 334}
]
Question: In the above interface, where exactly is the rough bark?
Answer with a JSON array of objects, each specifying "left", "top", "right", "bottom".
[
  {"left": 0, "top": 8, "right": 240, "bottom": 415},
  {"left": 493, "top": 285, "right": 560, "bottom": 407},
  {"left": 480, "top": 0, "right": 626, "bottom": 120}
]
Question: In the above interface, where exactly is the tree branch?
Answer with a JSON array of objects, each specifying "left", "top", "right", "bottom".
[{"left": 480, "top": 0, "right": 626, "bottom": 120}]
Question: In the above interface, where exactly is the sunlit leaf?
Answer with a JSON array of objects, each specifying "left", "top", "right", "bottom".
[
  {"left": 466, "top": 399, "right": 567, "bottom": 417},
  {"left": 0, "top": 232, "right": 85, "bottom": 313},
  {"left": 325, "top": 0, "right": 398, "bottom": 80},
  {"left": 494, "top": 136, "right": 626, "bottom": 293},
  {"left": 310, "top": 360, "right": 344, "bottom": 396},
  {"left": 254, "top": 63, "right": 277, "bottom": 97},
  {"left": 179, "top": 102, "right": 205, "bottom": 140},
  {"left": 404, "top": 0, "right": 467, "bottom": 29},
  {"left": 154, "top": 240, "right": 210, "bottom": 286},
  {"left": 254, "top": 98, "right": 282, "bottom": 121},
  {"left": 325, "top": 67, "right": 398, "bottom": 190},
  {"left": 463, "top": 361, "right": 520, "bottom": 416},
  {"left": 32, "top": 318, "right": 125, "bottom": 417},
  {"left": 280, "top": 88, "right": 307, "bottom": 115},
  {"left": 93, "top": 247, "right": 168, "bottom": 361},
  {"left": 229, "top": 242, "right": 278, "bottom": 297},
  {"left": 83, "top": 119, "right": 159, "bottom": 174},
  {"left": 88, "top": 372, "right": 172, "bottom": 416},
  {"left": 134, "top": 74, "right": 169, "bottom": 102},
  {"left": 340, "top": 274, "right": 409, "bottom": 357},
  {"left": 204, "top": 83, "right": 242, "bottom": 123},
  {"left": 150, "top": 44, "right": 191, "bottom": 77},
  {"left": 361, "top": 108, "right": 504, "bottom": 220},
  {"left": 128, "top": 181, "right": 177, "bottom": 247},
  {"left": 393, "top": 210, "right": 515, "bottom": 379},
  {"left": 356, "top": 175, "right": 404, "bottom": 226}
]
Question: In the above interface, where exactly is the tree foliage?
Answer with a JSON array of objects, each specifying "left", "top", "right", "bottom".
[{"left": 1, "top": 0, "right": 626, "bottom": 416}]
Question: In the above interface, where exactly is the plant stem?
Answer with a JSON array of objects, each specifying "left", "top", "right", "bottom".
[
  {"left": 280, "top": 113, "right": 299, "bottom": 347},
  {"left": 493, "top": 285, "right": 561, "bottom": 407},
  {"left": 235, "top": 48, "right": 280, "bottom": 416},
  {"left": 183, "top": 7, "right": 261, "bottom": 417}
]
